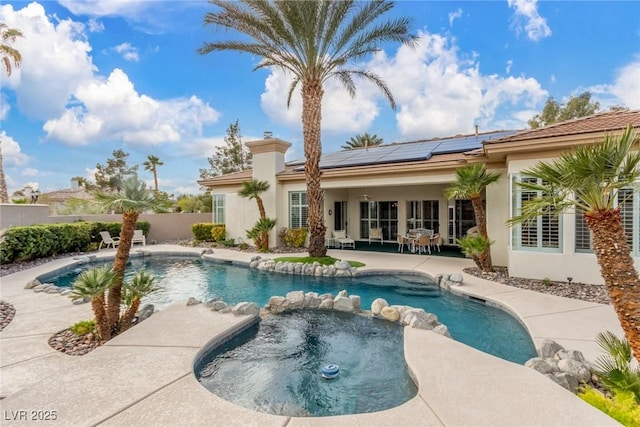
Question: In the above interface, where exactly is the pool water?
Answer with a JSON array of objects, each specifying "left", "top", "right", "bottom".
[
  {"left": 45, "top": 256, "right": 537, "bottom": 364},
  {"left": 196, "top": 310, "right": 417, "bottom": 417}
]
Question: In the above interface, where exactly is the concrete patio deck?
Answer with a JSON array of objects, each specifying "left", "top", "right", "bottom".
[{"left": 0, "top": 245, "right": 623, "bottom": 426}]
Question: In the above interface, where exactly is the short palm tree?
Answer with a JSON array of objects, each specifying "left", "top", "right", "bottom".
[
  {"left": 120, "top": 270, "right": 158, "bottom": 332},
  {"left": 70, "top": 266, "right": 117, "bottom": 340},
  {"left": 199, "top": 0, "right": 415, "bottom": 257},
  {"left": 508, "top": 125, "right": 640, "bottom": 361},
  {"left": 93, "top": 175, "right": 169, "bottom": 336},
  {"left": 342, "top": 133, "right": 384, "bottom": 150},
  {"left": 238, "top": 179, "right": 270, "bottom": 219},
  {"left": 445, "top": 163, "right": 502, "bottom": 272},
  {"left": 143, "top": 155, "right": 164, "bottom": 192}
]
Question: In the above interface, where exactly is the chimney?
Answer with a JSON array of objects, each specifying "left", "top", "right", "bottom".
[
  {"left": 263, "top": 131, "right": 273, "bottom": 139},
  {"left": 474, "top": 124, "right": 479, "bottom": 137}
]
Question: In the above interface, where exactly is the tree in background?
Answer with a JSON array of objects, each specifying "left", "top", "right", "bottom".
[
  {"left": 143, "top": 155, "right": 164, "bottom": 192},
  {"left": 176, "top": 194, "right": 205, "bottom": 213},
  {"left": 342, "top": 133, "right": 384, "bottom": 150},
  {"left": 0, "top": 24, "right": 23, "bottom": 203},
  {"left": 528, "top": 91, "right": 600, "bottom": 129},
  {"left": 508, "top": 126, "right": 640, "bottom": 362},
  {"left": 199, "top": 0, "right": 414, "bottom": 257},
  {"left": 445, "top": 163, "right": 502, "bottom": 272},
  {"left": 199, "top": 120, "right": 252, "bottom": 180},
  {"left": 95, "top": 149, "right": 139, "bottom": 191},
  {"left": 71, "top": 176, "right": 96, "bottom": 191}
]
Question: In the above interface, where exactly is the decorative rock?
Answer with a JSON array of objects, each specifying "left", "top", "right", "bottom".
[
  {"left": 219, "top": 306, "right": 233, "bottom": 314},
  {"left": 408, "top": 316, "right": 431, "bottom": 330},
  {"left": 285, "top": 291, "right": 305, "bottom": 309},
  {"left": 210, "top": 301, "right": 227, "bottom": 311},
  {"left": 334, "top": 260, "right": 350, "bottom": 270},
  {"left": 46, "top": 286, "right": 62, "bottom": 294},
  {"left": 371, "top": 298, "right": 388, "bottom": 315},
  {"left": 314, "top": 266, "right": 323, "bottom": 276},
  {"left": 555, "top": 349, "right": 586, "bottom": 364},
  {"left": 557, "top": 359, "right": 591, "bottom": 383},
  {"left": 201, "top": 248, "right": 213, "bottom": 255},
  {"left": 333, "top": 296, "right": 354, "bottom": 312},
  {"left": 349, "top": 295, "right": 361, "bottom": 311},
  {"left": 25, "top": 279, "right": 41, "bottom": 289},
  {"left": 538, "top": 339, "right": 565, "bottom": 358},
  {"left": 249, "top": 260, "right": 260, "bottom": 268},
  {"left": 33, "top": 284, "right": 49, "bottom": 293},
  {"left": 72, "top": 297, "right": 90, "bottom": 305},
  {"left": 318, "top": 299, "right": 333, "bottom": 310},
  {"left": 547, "top": 372, "right": 580, "bottom": 392},
  {"left": 136, "top": 304, "right": 154, "bottom": 323},
  {"left": 186, "top": 297, "right": 201, "bottom": 306},
  {"left": 204, "top": 297, "right": 221, "bottom": 307},
  {"left": 432, "top": 324, "right": 451, "bottom": 337},
  {"left": 304, "top": 293, "right": 321, "bottom": 309},
  {"left": 449, "top": 273, "right": 463, "bottom": 284},
  {"left": 73, "top": 255, "right": 92, "bottom": 264},
  {"left": 232, "top": 302, "right": 260, "bottom": 316},
  {"left": 525, "top": 357, "right": 558, "bottom": 374},
  {"left": 337, "top": 289, "right": 348, "bottom": 298},
  {"left": 60, "top": 289, "right": 71, "bottom": 296},
  {"left": 251, "top": 255, "right": 262, "bottom": 262},
  {"left": 380, "top": 306, "right": 400, "bottom": 322}
]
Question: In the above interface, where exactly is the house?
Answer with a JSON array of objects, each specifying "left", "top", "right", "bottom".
[{"left": 198, "top": 110, "right": 640, "bottom": 285}]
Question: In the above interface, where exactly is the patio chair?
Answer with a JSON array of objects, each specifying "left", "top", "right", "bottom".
[
  {"left": 415, "top": 235, "right": 431, "bottom": 255},
  {"left": 98, "top": 231, "right": 120, "bottom": 250},
  {"left": 430, "top": 233, "right": 442, "bottom": 252},
  {"left": 132, "top": 229, "right": 146, "bottom": 246},
  {"left": 333, "top": 230, "right": 355, "bottom": 249},
  {"left": 397, "top": 234, "right": 409, "bottom": 253},
  {"left": 368, "top": 228, "right": 383, "bottom": 244}
]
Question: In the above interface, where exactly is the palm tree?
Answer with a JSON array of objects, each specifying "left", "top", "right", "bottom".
[
  {"left": 508, "top": 125, "right": 640, "bottom": 361},
  {"left": 0, "top": 24, "right": 23, "bottom": 203},
  {"left": 93, "top": 175, "right": 169, "bottom": 336},
  {"left": 199, "top": 0, "right": 415, "bottom": 257},
  {"left": 143, "top": 155, "right": 163, "bottom": 192},
  {"left": 1, "top": 23, "right": 23, "bottom": 77},
  {"left": 120, "top": 270, "right": 157, "bottom": 332},
  {"left": 445, "top": 163, "right": 502, "bottom": 272},
  {"left": 238, "top": 179, "right": 271, "bottom": 250},
  {"left": 342, "top": 133, "right": 384, "bottom": 150},
  {"left": 70, "top": 266, "right": 117, "bottom": 340},
  {"left": 238, "top": 179, "right": 270, "bottom": 219}
]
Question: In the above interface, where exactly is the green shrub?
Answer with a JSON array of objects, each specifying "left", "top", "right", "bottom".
[
  {"left": 220, "top": 238, "right": 236, "bottom": 247},
  {"left": 279, "top": 227, "right": 308, "bottom": 248},
  {"left": 69, "top": 319, "right": 96, "bottom": 337},
  {"left": 542, "top": 277, "right": 552, "bottom": 286},
  {"left": 211, "top": 224, "right": 226, "bottom": 242},
  {"left": 579, "top": 387, "right": 640, "bottom": 426},
  {"left": 594, "top": 331, "right": 640, "bottom": 401},
  {"left": 192, "top": 223, "right": 215, "bottom": 241}
]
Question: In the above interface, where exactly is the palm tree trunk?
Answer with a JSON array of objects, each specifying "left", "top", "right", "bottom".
[
  {"left": 256, "top": 197, "right": 266, "bottom": 219},
  {"left": 0, "top": 143, "right": 9, "bottom": 203},
  {"left": 471, "top": 196, "right": 493, "bottom": 272},
  {"left": 153, "top": 170, "right": 159, "bottom": 192},
  {"left": 91, "top": 294, "right": 110, "bottom": 340},
  {"left": 106, "top": 211, "right": 138, "bottom": 335},
  {"left": 586, "top": 207, "right": 640, "bottom": 361},
  {"left": 120, "top": 298, "right": 140, "bottom": 333},
  {"left": 302, "top": 79, "right": 327, "bottom": 258}
]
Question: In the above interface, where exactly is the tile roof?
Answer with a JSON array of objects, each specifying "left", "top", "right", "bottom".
[{"left": 486, "top": 109, "right": 640, "bottom": 144}]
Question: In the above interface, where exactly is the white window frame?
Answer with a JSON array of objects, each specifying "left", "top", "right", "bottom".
[
  {"left": 213, "top": 194, "right": 225, "bottom": 224},
  {"left": 511, "top": 174, "right": 562, "bottom": 253},
  {"left": 289, "top": 191, "right": 308, "bottom": 229}
]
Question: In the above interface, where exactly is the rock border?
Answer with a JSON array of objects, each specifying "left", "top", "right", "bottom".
[{"left": 249, "top": 255, "right": 357, "bottom": 277}]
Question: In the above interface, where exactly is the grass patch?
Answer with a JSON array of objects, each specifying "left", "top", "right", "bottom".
[{"left": 273, "top": 256, "right": 365, "bottom": 268}]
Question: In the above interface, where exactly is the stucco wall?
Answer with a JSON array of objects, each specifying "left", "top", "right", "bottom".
[
  {"left": 485, "top": 170, "right": 509, "bottom": 267},
  {"left": 0, "top": 204, "right": 210, "bottom": 242}
]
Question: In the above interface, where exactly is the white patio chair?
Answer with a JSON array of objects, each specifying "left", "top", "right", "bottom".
[
  {"left": 368, "top": 228, "right": 383, "bottom": 244},
  {"left": 98, "top": 231, "right": 120, "bottom": 250},
  {"left": 333, "top": 230, "right": 355, "bottom": 249},
  {"left": 132, "top": 229, "right": 146, "bottom": 246}
]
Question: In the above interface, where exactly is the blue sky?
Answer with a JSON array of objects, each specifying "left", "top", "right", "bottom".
[{"left": 1, "top": 0, "right": 638, "bottom": 196}]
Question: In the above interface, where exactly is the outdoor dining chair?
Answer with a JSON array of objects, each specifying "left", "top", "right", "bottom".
[{"left": 98, "top": 231, "right": 120, "bottom": 250}]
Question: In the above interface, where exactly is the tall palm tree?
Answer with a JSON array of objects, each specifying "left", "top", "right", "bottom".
[
  {"left": 0, "top": 24, "right": 23, "bottom": 203},
  {"left": 342, "top": 133, "right": 384, "bottom": 150},
  {"left": 1, "top": 23, "right": 23, "bottom": 77},
  {"left": 445, "top": 163, "right": 502, "bottom": 272},
  {"left": 143, "top": 155, "right": 163, "bottom": 192},
  {"left": 70, "top": 266, "right": 117, "bottom": 340},
  {"left": 508, "top": 125, "right": 640, "bottom": 361},
  {"left": 239, "top": 179, "right": 271, "bottom": 250},
  {"left": 199, "top": 0, "right": 415, "bottom": 257},
  {"left": 93, "top": 175, "right": 169, "bottom": 336}
]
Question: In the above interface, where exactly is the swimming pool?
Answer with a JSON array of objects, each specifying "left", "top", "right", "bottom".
[{"left": 45, "top": 256, "right": 537, "bottom": 364}]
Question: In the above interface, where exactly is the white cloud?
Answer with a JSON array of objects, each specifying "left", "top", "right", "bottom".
[
  {"left": 508, "top": 0, "right": 551, "bottom": 41},
  {"left": 0, "top": 3, "right": 97, "bottom": 119},
  {"left": 0, "top": 93, "right": 9, "bottom": 120},
  {"left": 608, "top": 57, "right": 640, "bottom": 109},
  {"left": 87, "top": 18, "right": 104, "bottom": 33},
  {"left": 550, "top": 74, "right": 556, "bottom": 84},
  {"left": 111, "top": 42, "right": 140, "bottom": 62},
  {"left": 448, "top": 8, "right": 463, "bottom": 27},
  {"left": 43, "top": 69, "right": 220, "bottom": 146},
  {"left": 506, "top": 59, "right": 514, "bottom": 74},
  {"left": 21, "top": 168, "right": 39, "bottom": 177},
  {"left": 58, "top": 0, "right": 148, "bottom": 17},
  {"left": 0, "top": 131, "right": 29, "bottom": 166}
]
